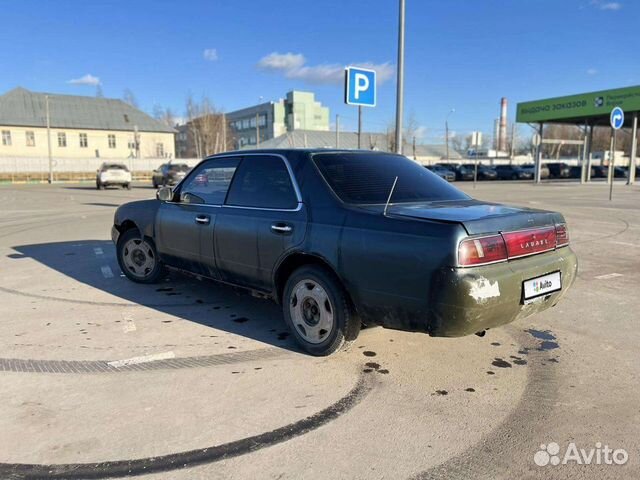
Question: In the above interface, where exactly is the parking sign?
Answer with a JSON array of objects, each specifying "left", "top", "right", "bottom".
[{"left": 345, "top": 66, "right": 376, "bottom": 107}]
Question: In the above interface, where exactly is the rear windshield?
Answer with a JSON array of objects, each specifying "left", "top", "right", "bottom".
[
  {"left": 169, "top": 164, "right": 189, "bottom": 172},
  {"left": 102, "top": 164, "right": 128, "bottom": 171},
  {"left": 313, "top": 153, "right": 469, "bottom": 205}
]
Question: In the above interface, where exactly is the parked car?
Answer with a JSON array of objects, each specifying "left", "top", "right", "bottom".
[
  {"left": 437, "top": 163, "right": 475, "bottom": 181},
  {"left": 152, "top": 163, "right": 191, "bottom": 188},
  {"left": 546, "top": 162, "right": 571, "bottom": 179},
  {"left": 96, "top": 162, "right": 131, "bottom": 189},
  {"left": 461, "top": 163, "right": 498, "bottom": 180},
  {"left": 425, "top": 165, "right": 455, "bottom": 182},
  {"left": 494, "top": 165, "right": 534, "bottom": 180},
  {"left": 112, "top": 150, "right": 577, "bottom": 356},
  {"left": 521, "top": 163, "right": 550, "bottom": 179}
]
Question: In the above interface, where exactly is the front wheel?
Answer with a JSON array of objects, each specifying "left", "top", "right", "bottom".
[
  {"left": 283, "top": 266, "right": 360, "bottom": 356},
  {"left": 116, "top": 229, "right": 165, "bottom": 284}
]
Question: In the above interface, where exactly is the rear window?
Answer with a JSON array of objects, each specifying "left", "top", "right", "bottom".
[
  {"left": 102, "top": 164, "right": 128, "bottom": 171},
  {"left": 169, "top": 164, "right": 189, "bottom": 172},
  {"left": 313, "top": 153, "right": 469, "bottom": 205}
]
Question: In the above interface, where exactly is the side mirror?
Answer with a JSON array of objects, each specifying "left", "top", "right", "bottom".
[{"left": 156, "top": 186, "right": 173, "bottom": 202}]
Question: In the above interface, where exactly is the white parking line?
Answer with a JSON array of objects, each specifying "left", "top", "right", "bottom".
[
  {"left": 108, "top": 351, "right": 175, "bottom": 368},
  {"left": 94, "top": 247, "right": 104, "bottom": 255},
  {"left": 122, "top": 310, "right": 137, "bottom": 332},
  {"left": 101, "top": 266, "right": 114, "bottom": 278},
  {"left": 595, "top": 273, "right": 623, "bottom": 280},
  {"left": 609, "top": 241, "right": 636, "bottom": 247}
]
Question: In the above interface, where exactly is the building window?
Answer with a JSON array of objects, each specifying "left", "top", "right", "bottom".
[
  {"left": 57, "top": 132, "right": 67, "bottom": 147},
  {"left": 1, "top": 130, "right": 11, "bottom": 146},
  {"left": 258, "top": 115, "right": 267, "bottom": 127},
  {"left": 25, "top": 131, "right": 35, "bottom": 147},
  {"left": 241, "top": 119, "right": 250, "bottom": 129},
  {"left": 156, "top": 143, "right": 164, "bottom": 157},
  {"left": 79, "top": 133, "right": 88, "bottom": 148},
  {"left": 108, "top": 134, "right": 116, "bottom": 148},
  {"left": 250, "top": 117, "right": 256, "bottom": 128}
]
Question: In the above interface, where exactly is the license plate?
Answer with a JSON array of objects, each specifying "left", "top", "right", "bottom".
[{"left": 523, "top": 271, "right": 561, "bottom": 303}]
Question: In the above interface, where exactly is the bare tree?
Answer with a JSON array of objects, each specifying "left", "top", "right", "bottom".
[
  {"left": 123, "top": 89, "right": 138, "bottom": 108},
  {"left": 184, "top": 94, "right": 231, "bottom": 158}
]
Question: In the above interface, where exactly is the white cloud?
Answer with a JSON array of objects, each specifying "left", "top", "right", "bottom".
[
  {"left": 257, "top": 52, "right": 394, "bottom": 85},
  {"left": 587, "top": 68, "right": 598, "bottom": 75},
  {"left": 414, "top": 125, "right": 428, "bottom": 140},
  {"left": 203, "top": 48, "right": 218, "bottom": 61},
  {"left": 590, "top": 0, "right": 622, "bottom": 10},
  {"left": 68, "top": 74, "right": 101, "bottom": 86}
]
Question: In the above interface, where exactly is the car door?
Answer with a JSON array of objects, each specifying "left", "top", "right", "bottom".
[
  {"left": 155, "top": 157, "right": 240, "bottom": 278},
  {"left": 214, "top": 154, "right": 306, "bottom": 291}
]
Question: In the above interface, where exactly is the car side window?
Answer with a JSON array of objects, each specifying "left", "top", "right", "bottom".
[
  {"left": 225, "top": 156, "right": 298, "bottom": 209},
  {"left": 179, "top": 158, "right": 240, "bottom": 205}
]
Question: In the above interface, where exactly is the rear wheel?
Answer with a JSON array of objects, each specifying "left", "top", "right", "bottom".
[
  {"left": 283, "top": 266, "right": 360, "bottom": 356},
  {"left": 116, "top": 229, "right": 165, "bottom": 284}
]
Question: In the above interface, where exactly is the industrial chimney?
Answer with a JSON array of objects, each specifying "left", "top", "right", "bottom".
[{"left": 498, "top": 97, "right": 508, "bottom": 152}]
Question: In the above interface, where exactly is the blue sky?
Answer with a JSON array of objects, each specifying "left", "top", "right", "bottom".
[{"left": 0, "top": 0, "right": 637, "bottom": 142}]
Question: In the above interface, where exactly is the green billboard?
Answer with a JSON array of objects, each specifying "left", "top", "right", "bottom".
[{"left": 516, "top": 85, "right": 640, "bottom": 123}]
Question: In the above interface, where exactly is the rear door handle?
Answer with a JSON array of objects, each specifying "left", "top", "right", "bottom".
[
  {"left": 195, "top": 215, "right": 210, "bottom": 225},
  {"left": 271, "top": 223, "right": 292, "bottom": 234}
]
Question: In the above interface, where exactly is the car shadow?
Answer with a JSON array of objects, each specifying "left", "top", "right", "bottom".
[{"left": 9, "top": 240, "right": 301, "bottom": 353}]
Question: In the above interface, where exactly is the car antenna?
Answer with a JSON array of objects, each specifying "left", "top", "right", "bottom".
[{"left": 383, "top": 176, "right": 398, "bottom": 217}]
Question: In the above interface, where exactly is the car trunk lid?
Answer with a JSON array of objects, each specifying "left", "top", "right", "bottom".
[{"left": 380, "top": 199, "right": 561, "bottom": 235}]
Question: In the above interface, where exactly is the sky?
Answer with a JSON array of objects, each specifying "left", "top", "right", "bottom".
[{"left": 0, "top": 0, "right": 638, "bottom": 143}]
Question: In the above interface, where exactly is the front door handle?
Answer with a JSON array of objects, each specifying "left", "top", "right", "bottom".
[
  {"left": 195, "top": 215, "right": 210, "bottom": 225},
  {"left": 271, "top": 223, "right": 292, "bottom": 234}
]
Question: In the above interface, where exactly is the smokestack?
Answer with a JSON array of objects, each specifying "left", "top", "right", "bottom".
[
  {"left": 498, "top": 97, "right": 508, "bottom": 152},
  {"left": 493, "top": 119, "right": 500, "bottom": 150}
]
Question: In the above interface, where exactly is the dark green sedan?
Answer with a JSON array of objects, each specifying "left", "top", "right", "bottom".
[{"left": 112, "top": 149, "right": 577, "bottom": 355}]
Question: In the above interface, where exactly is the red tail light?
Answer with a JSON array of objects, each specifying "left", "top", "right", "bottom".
[
  {"left": 555, "top": 223, "right": 569, "bottom": 247},
  {"left": 458, "top": 235, "right": 508, "bottom": 266},
  {"left": 502, "top": 226, "right": 557, "bottom": 258}
]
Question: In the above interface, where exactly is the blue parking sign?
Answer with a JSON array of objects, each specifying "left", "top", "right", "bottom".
[{"left": 345, "top": 66, "right": 376, "bottom": 107}]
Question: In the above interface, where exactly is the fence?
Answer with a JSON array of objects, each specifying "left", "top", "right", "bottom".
[{"left": 0, "top": 157, "right": 201, "bottom": 183}]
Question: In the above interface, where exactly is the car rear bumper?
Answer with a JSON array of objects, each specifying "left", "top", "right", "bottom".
[{"left": 427, "top": 247, "right": 577, "bottom": 337}]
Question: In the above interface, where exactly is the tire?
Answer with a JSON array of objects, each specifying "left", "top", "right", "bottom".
[
  {"left": 116, "top": 229, "right": 166, "bottom": 284},
  {"left": 511, "top": 174, "right": 518, "bottom": 180},
  {"left": 124, "top": 183, "right": 131, "bottom": 190},
  {"left": 282, "top": 265, "right": 360, "bottom": 356},
  {"left": 96, "top": 181, "right": 103, "bottom": 190}
]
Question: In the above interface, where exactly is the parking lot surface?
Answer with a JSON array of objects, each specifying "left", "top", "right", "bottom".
[{"left": 1, "top": 181, "right": 639, "bottom": 479}]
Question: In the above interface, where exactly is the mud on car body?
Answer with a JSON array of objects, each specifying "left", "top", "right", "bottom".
[{"left": 112, "top": 149, "right": 577, "bottom": 355}]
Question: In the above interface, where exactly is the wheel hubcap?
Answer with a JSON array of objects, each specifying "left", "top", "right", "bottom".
[
  {"left": 122, "top": 238, "right": 155, "bottom": 278},
  {"left": 289, "top": 279, "right": 334, "bottom": 344}
]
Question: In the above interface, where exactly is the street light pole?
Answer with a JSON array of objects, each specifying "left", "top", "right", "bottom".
[
  {"left": 394, "top": 0, "right": 405, "bottom": 154},
  {"left": 445, "top": 109, "right": 455, "bottom": 160},
  {"left": 45, "top": 95, "right": 53, "bottom": 183}
]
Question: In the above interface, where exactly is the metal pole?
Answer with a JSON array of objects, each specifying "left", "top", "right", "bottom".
[
  {"left": 534, "top": 123, "right": 543, "bottom": 184},
  {"left": 628, "top": 113, "right": 637, "bottom": 185},
  {"left": 610, "top": 130, "right": 616, "bottom": 201},
  {"left": 445, "top": 120, "right": 449, "bottom": 160},
  {"left": 357, "top": 106, "right": 362, "bottom": 149},
  {"left": 394, "top": 0, "right": 405, "bottom": 154},
  {"left": 46, "top": 95, "right": 53, "bottom": 183},
  {"left": 580, "top": 122, "right": 588, "bottom": 184},
  {"left": 607, "top": 129, "right": 614, "bottom": 185},
  {"left": 256, "top": 113, "right": 260, "bottom": 147},
  {"left": 412, "top": 136, "right": 416, "bottom": 160},
  {"left": 473, "top": 136, "right": 479, "bottom": 189},
  {"left": 587, "top": 125, "right": 593, "bottom": 183},
  {"left": 335, "top": 114, "right": 339, "bottom": 148}
]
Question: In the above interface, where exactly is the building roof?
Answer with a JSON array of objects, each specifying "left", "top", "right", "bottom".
[
  {"left": 0, "top": 87, "right": 175, "bottom": 133},
  {"left": 248, "top": 130, "right": 460, "bottom": 159}
]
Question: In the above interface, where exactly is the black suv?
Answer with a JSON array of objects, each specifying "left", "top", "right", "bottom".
[{"left": 494, "top": 165, "right": 534, "bottom": 180}]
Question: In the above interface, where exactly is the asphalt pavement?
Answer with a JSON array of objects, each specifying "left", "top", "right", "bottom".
[{"left": 0, "top": 180, "right": 638, "bottom": 479}]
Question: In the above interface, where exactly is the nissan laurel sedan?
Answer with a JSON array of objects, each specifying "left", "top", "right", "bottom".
[{"left": 112, "top": 150, "right": 577, "bottom": 356}]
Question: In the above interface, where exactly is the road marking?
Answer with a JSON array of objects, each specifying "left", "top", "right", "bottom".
[
  {"left": 108, "top": 351, "right": 175, "bottom": 368},
  {"left": 101, "top": 266, "right": 114, "bottom": 278},
  {"left": 122, "top": 310, "right": 137, "bottom": 332},
  {"left": 94, "top": 247, "right": 104, "bottom": 255},
  {"left": 595, "top": 273, "right": 623, "bottom": 280}
]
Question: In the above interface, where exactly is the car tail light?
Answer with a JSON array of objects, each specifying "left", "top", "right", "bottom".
[
  {"left": 555, "top": 223, "right": 569, "bottom": 247},
  {"left": 458, "top": 235, "right": 508, "bottom": 266},
  {"left": 501, "top": 226, "right": 556, "bottom": 258}
]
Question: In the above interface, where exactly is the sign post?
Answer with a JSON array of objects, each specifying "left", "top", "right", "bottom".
[
  {"left": 345, "top": 66, "right": 376, "bottom": 150},
  {"left": 609, "top": 106, "right": 624, "bottom": 201}
]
